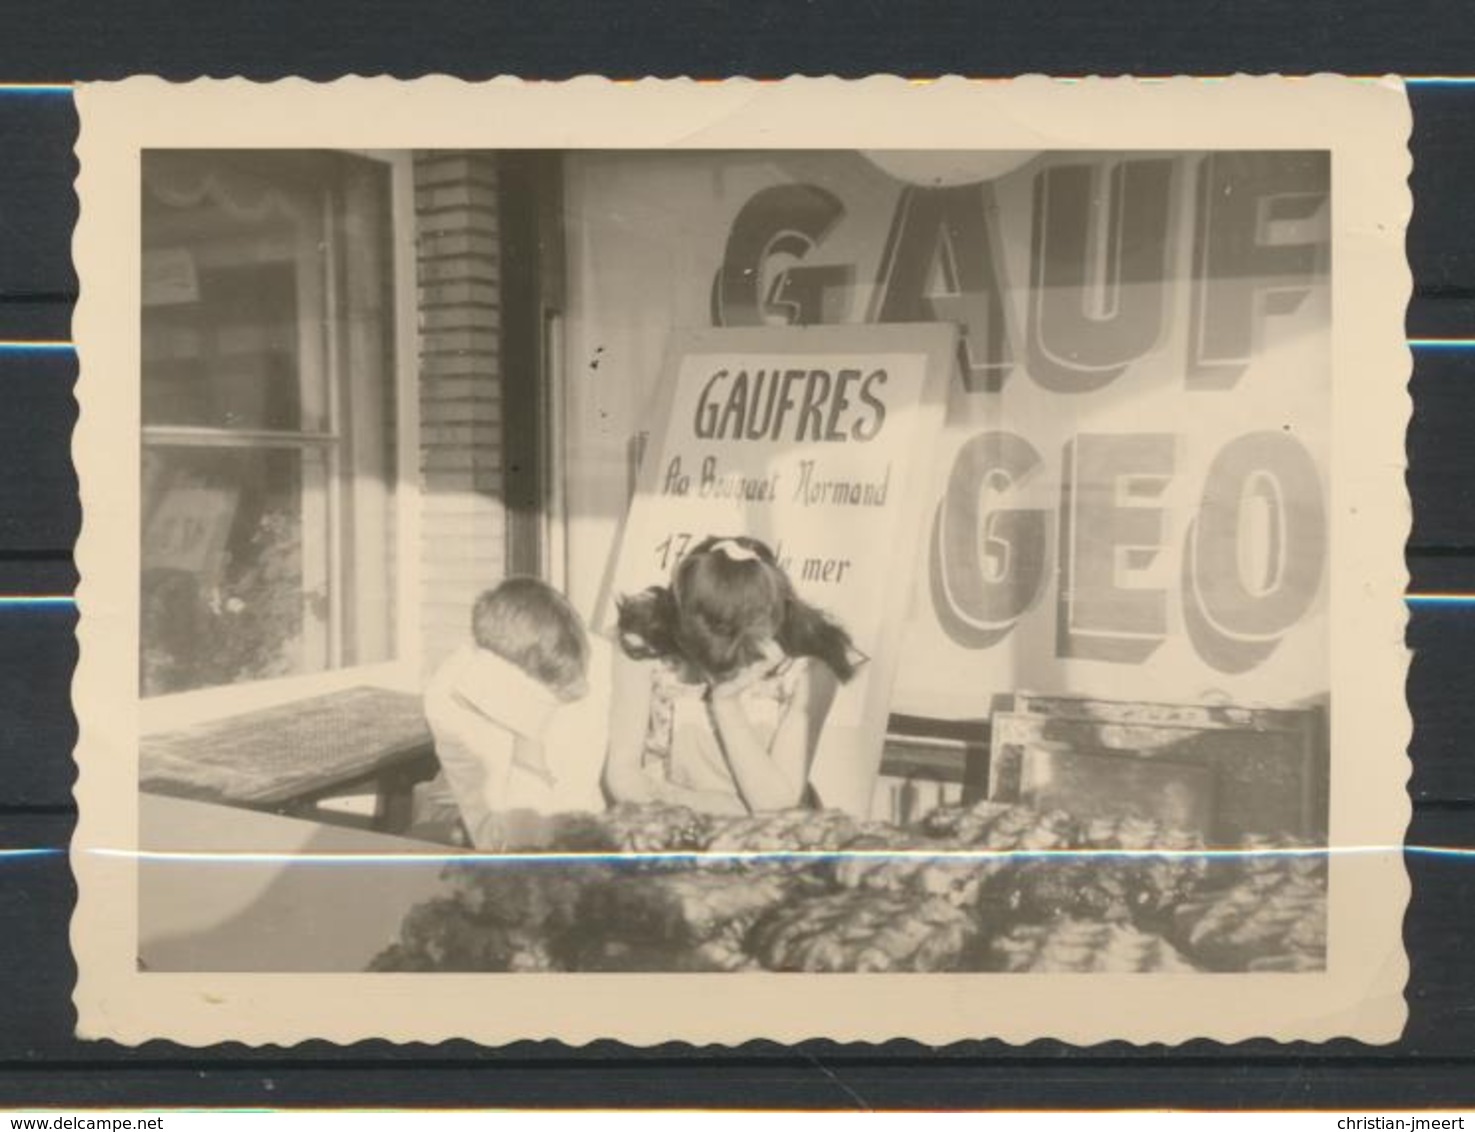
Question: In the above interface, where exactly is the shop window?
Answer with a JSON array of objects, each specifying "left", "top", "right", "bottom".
[{"left": 140, "top": 151, "right": 399, "bottom": 697}]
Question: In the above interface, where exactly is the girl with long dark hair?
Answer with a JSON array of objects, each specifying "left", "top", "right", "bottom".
[{"left": 604, "top": 535, "right": 861, "bottom": 814}]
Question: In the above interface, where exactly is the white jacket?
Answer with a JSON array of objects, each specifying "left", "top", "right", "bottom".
[{"left": 423, "top": 637, "right": 611, "bottom": 847}]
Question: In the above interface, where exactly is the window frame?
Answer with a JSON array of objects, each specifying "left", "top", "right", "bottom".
[{"left": 140, "top": 150, "right": 421, "bottom": 736}]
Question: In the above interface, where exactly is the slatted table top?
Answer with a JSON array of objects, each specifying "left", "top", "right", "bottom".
[{"left": 140, "top": 685, "right": 435, "bottom": 807}]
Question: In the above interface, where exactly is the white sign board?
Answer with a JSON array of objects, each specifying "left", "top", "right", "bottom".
[{"left": 599, "top": 323, "right": 957, "bottom": 813}]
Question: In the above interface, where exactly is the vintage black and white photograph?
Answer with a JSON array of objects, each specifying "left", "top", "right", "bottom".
[{"left": 70, "top": 77, "right": 1410, "bottom": 1046}]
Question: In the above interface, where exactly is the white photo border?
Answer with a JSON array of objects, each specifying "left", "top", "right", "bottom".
[{"left": 72, "top": 75, "right": 1412, "bottom": 1047}]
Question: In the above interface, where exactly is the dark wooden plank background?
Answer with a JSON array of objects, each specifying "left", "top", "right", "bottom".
[{"left": 1, "top": 3, "right": 1473, "bottom": 1109}]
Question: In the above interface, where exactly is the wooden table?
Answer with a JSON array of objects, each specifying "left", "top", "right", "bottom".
[
  {"left": 140, "top": 685, "right": 442, "bottom": 834},
  {"left": 138, "top": 794, "right": 456, "bottom": 972}
]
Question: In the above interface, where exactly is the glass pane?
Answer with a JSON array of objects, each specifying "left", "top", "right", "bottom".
[
  {"left": 141, "top": 445, "right": 331, "bottom": 697},
  {"left": 142, "top": 262, "right": 306, "bottom": 431},
  {"left": 142, "top": 153, "right": 329, "bottom": 433}
]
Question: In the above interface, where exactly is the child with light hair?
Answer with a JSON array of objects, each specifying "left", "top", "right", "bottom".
[{"left": 424, "top": 577, "right": 610, "bottom": 849}]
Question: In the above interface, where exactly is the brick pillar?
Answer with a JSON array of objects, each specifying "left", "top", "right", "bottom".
[{"left": 414, "top": 152, "right": 506, "bottom": 673}]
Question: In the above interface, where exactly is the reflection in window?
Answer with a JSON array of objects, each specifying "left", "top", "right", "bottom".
[{"left": 140, "top": 151, "right": 398, "bottom": 697}]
